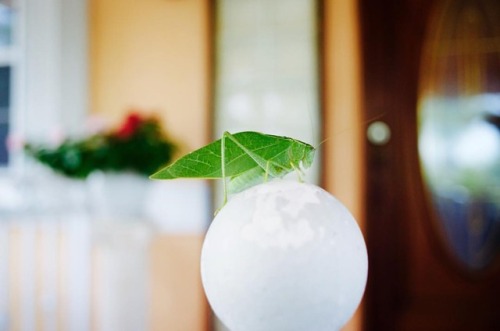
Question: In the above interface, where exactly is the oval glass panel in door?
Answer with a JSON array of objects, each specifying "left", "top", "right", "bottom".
[{"left": 418, "top": 0, "right": 500, "bottom": 270}]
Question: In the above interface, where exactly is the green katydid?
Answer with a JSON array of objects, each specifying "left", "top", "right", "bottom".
[{"left": 150, "top": 131, "right": 315, "bottom": 206}]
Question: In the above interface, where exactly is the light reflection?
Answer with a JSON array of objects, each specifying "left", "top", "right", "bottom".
[
  {"left": 452, "top": 120, "right": 500, "bottom": 168},
  {"left": 419, "top": 93, "right": 500, "bottom": 269}
]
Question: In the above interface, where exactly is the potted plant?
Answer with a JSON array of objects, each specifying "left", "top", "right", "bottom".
[{"left": 25, "top": 112, "right": 177, "bottom": 218}]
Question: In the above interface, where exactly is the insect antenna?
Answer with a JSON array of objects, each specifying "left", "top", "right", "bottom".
[{"left": 316, "top": 111, "right": 387, "bottom": 153}]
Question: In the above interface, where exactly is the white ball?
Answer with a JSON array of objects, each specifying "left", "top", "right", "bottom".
[{"left": 201, "top": 180, "right": 368, "bottom": 331}]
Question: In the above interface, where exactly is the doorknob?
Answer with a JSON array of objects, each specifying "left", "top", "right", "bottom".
[{"left": 367, "top": 121, "right": 391, "bottom": 145}]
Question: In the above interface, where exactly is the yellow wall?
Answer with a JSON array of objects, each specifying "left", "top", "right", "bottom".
[
  {"left": 90, "top": 1, "right": 211, "bottom": 331},
  {"left": 90, "top": 0, "right": 210, "bottom": 151}
]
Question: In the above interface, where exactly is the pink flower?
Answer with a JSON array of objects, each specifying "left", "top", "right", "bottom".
[
  {"left": 85, "top": 115, "right": 109, "bottom": 134},
  {"left": 49, "top": 127, "right": 66, "bottom": 145},
  {"left": 6, "top": 133, "right": 25, "bottom": 151}
]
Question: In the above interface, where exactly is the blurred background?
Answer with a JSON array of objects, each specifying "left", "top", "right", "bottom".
[{"left": 0, "top": 0, "right": 499, "bottom": 330}]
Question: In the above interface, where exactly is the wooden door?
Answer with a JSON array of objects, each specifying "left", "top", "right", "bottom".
[{"left": 359, "top": 0, "right": 500, "bottom": 330}]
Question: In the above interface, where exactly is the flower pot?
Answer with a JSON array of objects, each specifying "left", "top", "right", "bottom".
[{"left": 87, "top": 171, "right": 150, "bottom": 221}]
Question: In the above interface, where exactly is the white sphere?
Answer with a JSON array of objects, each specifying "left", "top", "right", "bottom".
[{"left": 201, "top": 180, "right": 368, "bottom": 331}]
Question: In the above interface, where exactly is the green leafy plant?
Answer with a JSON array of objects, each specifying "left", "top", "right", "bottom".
[
  {"left": 150, "top": 131, "right": 315, "bottom": 204},
  {"left": 25, "top": 112, "right": 176, "bottom": 179}
]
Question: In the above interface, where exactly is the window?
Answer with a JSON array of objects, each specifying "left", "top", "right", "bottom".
[
  {"left": 0, "top": 0, "right": 88, "bottom": 172},
  {"left": 213, "top": 0, "right": 321, "bottom": 184},
  {"left": 0, "top": 1, "right": 14, "bottom": 166}
]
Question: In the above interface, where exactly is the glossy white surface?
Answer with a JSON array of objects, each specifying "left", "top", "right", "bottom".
[{"left": 201, "top": 180, "right": 368, "bottom": 331}]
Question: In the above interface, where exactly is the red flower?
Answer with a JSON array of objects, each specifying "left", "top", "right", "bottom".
[{"left": 116, "top": 113, "right": 143, "bottom": 139}]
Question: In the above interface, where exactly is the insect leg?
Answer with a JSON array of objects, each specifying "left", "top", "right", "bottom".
[
  {"left": 290, "top": 162, "right": 305, "bottom": 182},
  {"left": 264, "top": 161, "right": 270, "bottom": 182},
  {"left": 286, "top": 147, "right": 305, "bottom": 181},
  {"left": 221, "top": 131, "right": 228, "bottom": 206}
]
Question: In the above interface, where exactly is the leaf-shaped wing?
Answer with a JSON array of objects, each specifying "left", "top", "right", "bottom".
[
  {"left": 151, "top": 132, "right": 266, "bottom": 179},
  {"left": 150, "top": 131, "right": 314, "bottom": 181}
]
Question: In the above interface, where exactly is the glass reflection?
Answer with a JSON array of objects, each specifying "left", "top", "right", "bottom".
[
  {"left": 0, "top": 2, "right": 13, "bottom": 47},
  {"left": 419, "top": 95, "right": 500, "bottom": 269}
]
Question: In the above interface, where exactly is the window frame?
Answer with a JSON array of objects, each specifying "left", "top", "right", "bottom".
[{"left": 1, "top": 0, "right": 88, "bottom": 175}]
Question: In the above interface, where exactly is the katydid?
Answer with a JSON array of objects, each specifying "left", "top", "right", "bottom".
[{"left": 150, "top": 131, "right": 315, "bottom": 206}]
